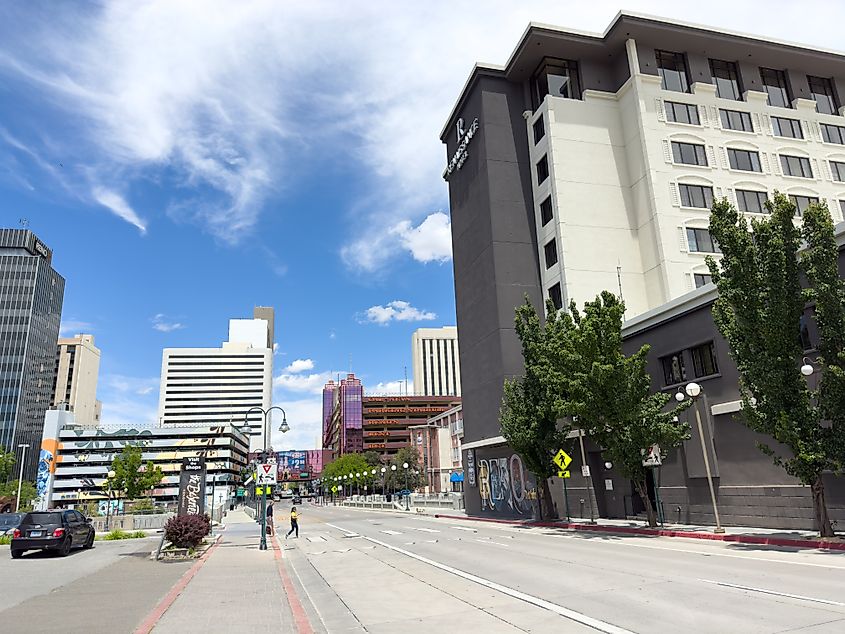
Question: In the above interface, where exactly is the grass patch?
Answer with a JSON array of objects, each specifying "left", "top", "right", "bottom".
[
  {"left": 0, "top": 535, "right": 11, "bottom": 545},
  {"left": 97, "top": 529, "right": 148, "bottom": 541}
]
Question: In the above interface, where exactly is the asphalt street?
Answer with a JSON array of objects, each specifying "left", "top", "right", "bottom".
[
  {"left": 281, "top": 503, "right": 845, "bottom": 633},
  {"left": 0, "top": 536, "right": 191, "bottom": 634}
]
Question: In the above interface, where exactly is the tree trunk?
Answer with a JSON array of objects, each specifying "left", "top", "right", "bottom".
[
  {"left": 811, "top": 475, "right": 834, "bottom": 538},
  {"left": 539, "top": 477, "right": 557, "bottom": 521},
  {"left": 634, "top": 479, "right": 657, "bottom": 528}
]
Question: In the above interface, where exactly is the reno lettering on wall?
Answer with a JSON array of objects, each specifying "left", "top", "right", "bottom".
[{"left": 477, "top": 453, "right": 533, "bottom": 517}]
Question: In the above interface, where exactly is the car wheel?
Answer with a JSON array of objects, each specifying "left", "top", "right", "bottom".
[
  {"left": 83, "top": 530, "right": 94, "bottom": 549},
  {"left": 10, "top": 549, "right": 23, "bottom": 559},
  {"left": 58, "top": 537, "right": 72, "bottom": 557}
]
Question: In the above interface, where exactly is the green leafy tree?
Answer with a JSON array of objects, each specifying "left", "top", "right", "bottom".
[
  {"left": 388, "top": 447, "right": 425, "bottom": 490},
  {"left": 565, "top": 292, "right": 690, "bottom": 528},
  {"left": 500, "top": 297, "right": 574, "bottom": 520},
  {"left": 0, "top": 446, "right": 16, "bottom": 482},
  {"left": 322, "top": 454, "right": 371, "bottom": 491},
  {"left": 362, "top": 451, "right": 384, "bottom": 467},
  {"left": 106, "top": 445, "right": 164, "bottom": 501},
  {"left": 0, "top": 480, "right": 37, "bottom": 510},
  {"left": 708, "top": 193, "right": 845, "bottom": 536}
]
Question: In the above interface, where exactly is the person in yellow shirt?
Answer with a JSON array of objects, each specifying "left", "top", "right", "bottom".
[{"left": 285, "top": 506, "right": 299, "bottom": 539}]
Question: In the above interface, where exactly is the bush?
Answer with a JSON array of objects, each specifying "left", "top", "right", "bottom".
[
  {"left": 164, "top": 514, "right": 210, "bottom": 549},
  {"left": 97, "top": 529, "right": 149, "bottom": 541},
  {"left": 0, "top": 535, "right": 11, "bottom": 545},
  {"left": 131, "top": 497, "right": 155, "bottom": 513}
]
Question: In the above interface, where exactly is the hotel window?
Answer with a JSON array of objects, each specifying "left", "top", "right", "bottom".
[
  {"left": 532, "top": 58, "right": 581, "bottom": 108},
  {"left": 821, "top": 123, "right": 845, "bottom": 144},
  {"left": 789, "top": 195, "right": 819, "bottom": 216},
  {"left": 720, "top": 109, "right": 753, "bottom": 132},
  {"left": 540, "top": 196, "right": 553, "bottom": 226},
  {"left": 672, "top": 141, "right": 707, "bottom": 166},
  {"left": 691, "top": 342, "right": 719, "bottom": 378},
  {"left": 536, "top": 155, "right": 549, "bottom": 185},
  {"left": 656, "top": 50, "right": 689, "bottom": 93},
  {"left": 710, "top": 59, "right": 742, "bottom": 100},
  {"left": 665, "top": 101, "right": 699, "bottom": 125},
  {"left": 760, "top": 67, "right": 791, "bottom": 108},
  {"left": 548, "top": 283, "right": 563, "bottom": 310},
  {"left": 694, "top": 273, "right": 713, "bottom": 288},
  {"left": 686, "top": 228, "right": 721, "bottom": 253},
  {"left": 679, "top": 184, "right": 714, "bottom": 209},
  {"left": 771, "top": 116, "right": 803, "bottom": 139},
  {"left": 544, "top": 239, "right": 558, "bottom": 268},
  {"left": 780, "top": 155, "right": 813, "bottom": 178},
  {"left": 831, "top": 161, "right": 845, "bottom": 182},
  {"left": 736, "top": 189, "right": 769, "bottom": 213},
  {"left": 533, "top": 116, "right": 545, "bottom": 144},
  {"left": 808, "top": 75, "right": 839, "bottom": 115},
  {"left": 661, "top": 351, "right": 687, "bottom": 386},
  {"left": 728, "top": 148, "right": 762, "bottom": 172}
]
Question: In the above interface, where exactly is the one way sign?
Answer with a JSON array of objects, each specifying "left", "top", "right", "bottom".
[{"left": 257, "top": 463, "right": 277, "bottom": 485}]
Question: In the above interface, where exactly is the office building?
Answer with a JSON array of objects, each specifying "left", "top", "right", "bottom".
[
  {"left": 52, "top": 334, "right": 101, "bottom": 427},
  {"left": 363, "top": 395, "right": 459, "bottom": 460},
  {"left": 0, "top": 229, "right": 65, "bottom": 480},
  {"left": 411, "top": 326, "right": 461, "bottom": 396},
  {"left": 409, "top": 404, "right": 464, "bottom": 493},
  {"left": 158, "top": 308, "right": 274, "bottom": 451},
  {"left": 442, "top": 13, "right": 845, "bottom": 519},
  {"left": 322, "top": 374, "right": 363, "bottom": 458}
]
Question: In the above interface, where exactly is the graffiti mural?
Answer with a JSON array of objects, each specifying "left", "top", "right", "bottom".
[{"left": 477, "top": 452, "right": 533, "bottom": 517}]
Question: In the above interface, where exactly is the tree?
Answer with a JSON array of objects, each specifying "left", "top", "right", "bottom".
[
  {"left": 500, "top": 297, "right": 573, "bottom": 520},
  {"left": 708, "top": 193, "right": 845, "bottom": 537},
  {"left": 388, "top": 447, "right": 425, "bottom": 490},
  {"left": 362, "top": 451, "right": 384, "bottom": 467},
  {"left": 106, "top": 445, "right": 164, "bottom": 500},
  {"left": 321, "top": 454, "right": 371, "bottom": 491},
  {"left": 0, "top": 480, "right": 37, "bottom": 510},
  {"left": 564, "top": 292, "right": 690, "bottom": 528},
  {"left": 0, "top": 446, "right": 15, "bottom": 482}
]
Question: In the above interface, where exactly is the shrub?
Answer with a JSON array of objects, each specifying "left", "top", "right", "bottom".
[
  {"left": 102, "top": 529, "right": 129, "bottom": 540},
  {"left": 132, "top": 530, "right": 147, "bottom": 538},
  {"left": 0, "top": 535, "right": 11, "bottom": 545},
  {"left": 131, "top": 497, "right": 155, "bottom": 513},
  {"left": 164, "top": 514, "right": 210, "bottom": 549}
]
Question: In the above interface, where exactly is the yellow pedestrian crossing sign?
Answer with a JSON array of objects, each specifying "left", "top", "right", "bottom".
[
  {"left": 554, "top": 449, "right": 572, "bottom": 471},
  {"left": 557, "top": 470, "right": 571, "bottom": 478}
]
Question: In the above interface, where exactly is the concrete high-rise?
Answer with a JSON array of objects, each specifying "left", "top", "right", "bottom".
[
  {"left": 158, "top": 308, "right": 274, "bottom": 451},
  {"left": 0, "top": 229, "right": 65, "bottom": 479},
  {"left": 411, "top": 326, "right": 461, "bottom": 396},
  {"left": 52, "top": 334, "right": 101, "bottom": 427}
]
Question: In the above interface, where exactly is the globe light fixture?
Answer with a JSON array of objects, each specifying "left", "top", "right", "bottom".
[
  {"left": 801, "top": 358, "right": 814, "bottom": 376},
  {"left": 675, "top": 391, "right": 685, "bottom": 402},
  {"left": 685, "top": 382, "right": 702, "bottom": 398},
  {"left": 403, "top": 462, "right": 409, "bottom": 469}
]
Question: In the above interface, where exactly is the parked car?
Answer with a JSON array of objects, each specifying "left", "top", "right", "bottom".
[
  {"left": 0, "top": 513, "right": 23, "bottom": 536},
  {"left": 10, "top": 510, "right": 95, "bottom": 559},
  {"left": 395, "top": 490, "right": 412, "bottom": 497}
]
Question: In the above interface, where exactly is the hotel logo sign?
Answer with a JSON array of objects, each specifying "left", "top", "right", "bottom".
[{"left": 443, "top": 116, "right": 479, "bottom": 180}]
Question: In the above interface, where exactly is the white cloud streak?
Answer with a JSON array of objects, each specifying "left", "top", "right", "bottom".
[
  {"left": 59, "top": 319, "right": 95, "bottom": 337},
  {"left": 92, "top": 186, "right": 147, "bottom": 234},
  {"left": 283, "top": 358, "right": 315, "bottom": 374},
  {"left": 362, "top": 300, "right": 436, "bottom": 325},
  {"left": 151, "top": 313, "right": 185, "bottom": 332}
]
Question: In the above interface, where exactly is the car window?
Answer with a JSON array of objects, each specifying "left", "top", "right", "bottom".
[
  {"left": 23, "top": 512, "right": 62, "bottom": 524},
  {"left": 74, "top": 511, "right": 86, "bottom": 522},
  {"left": 64, "top": 510, "right": 77, "bottom": 523},
  {"left": 0, "top": 514, "right": 22, "bottom": 526}
]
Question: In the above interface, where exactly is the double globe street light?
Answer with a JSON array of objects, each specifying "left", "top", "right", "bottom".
[{"left": 244, "top": 406, "right": 289, "bottom": 551}]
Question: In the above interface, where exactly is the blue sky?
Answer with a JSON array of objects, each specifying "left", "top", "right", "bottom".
[{"left": 2, "top": 1, "right": 844, "bottom": 451}]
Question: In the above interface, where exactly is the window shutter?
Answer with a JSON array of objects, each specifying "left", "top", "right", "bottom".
[
  {"left": 715, "top": 186, "right": 723, "bottom": 198},
  {"left": 663, "top": 140, "right": 672, "bottom": 163},
  {"left": 711, "top": 107, "right": 722, "bottom": 129},
  {"left": 762, "top": 153, "right": 770, "bottom": 174},
  {"left": 770, "top": 153, "right": 780, "bottom": 176},
  {"left": 685, "top": 273, "right": 693, "bottom": 291},
  {"left": 812, "top": 158, "right": 820, "bottom": 180},
  {"left": 670, "top": 182, "right": 680, "bottom": 207},
  {"left": 763, "top": 115, "right": 772, "bottom": 136},
  {"left": 698, "top": 105, "right": 708, "bottom": 126},
  {"left": 727, "top": 188, "right": 735, "bottom": 205},
  {"left": 823, "top": 160, "right": 832, "bottom": 181},
  {"left": 719, "top": 148, "right": 728, "bottom": 169},
  {"left": 678, "top": 226, "right": 688, "bottom": 252},
  {"left": 707, "top": 146, "right": 717, "bottom": 167},
  {"left": 655, "top": 99, "right": 665, "bottom": 122},
  {"left": 753, "top": 113, "right": 762, "bottom": 134},
  {"left": 799, "top": 120, "right": 809, "bottom": 141}
]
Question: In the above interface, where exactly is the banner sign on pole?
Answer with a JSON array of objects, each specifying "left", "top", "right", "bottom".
[{"left": 177, "top": 456, "right": 207, "bottom": 516}]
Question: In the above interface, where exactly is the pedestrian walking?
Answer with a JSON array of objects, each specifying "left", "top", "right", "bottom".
[
  {"left": 285, "top": 506, "right": 299, "bottom": 539},
  {"left": 266, "top": 500, "right": 275, "bottom": 536}
]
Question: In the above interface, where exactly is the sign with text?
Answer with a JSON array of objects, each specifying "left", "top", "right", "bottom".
[{"left": 177, "top": 456, "right": 206, "bottom": 516}]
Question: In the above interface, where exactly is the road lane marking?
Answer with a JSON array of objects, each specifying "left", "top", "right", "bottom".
[
  {"left": 306, "top": 536, "right": 326, "bottom": 543},
  {"left": 474, "top": 539, "right": 510, "bottom": 548},
  {"left": 698, "top": 579, "right": 845, "bottom": 606},
  {"left": 411, "top": 527, "right": 440, "bottom": 533},
  {"left": 358, "top": 534, "right": 633, "bottom": 634},
  {"left": 381, "top": 530, "right": 402, "bottom": 535},
  {"left": 451, "top": 526, "right": 477, "bottom": 532}
]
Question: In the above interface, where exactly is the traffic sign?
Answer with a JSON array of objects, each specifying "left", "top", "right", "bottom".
[
  {"left": 557, "top": 470, "right": 571, "bottom": 478},
  {"left": 642, "top": 444, "right": 662, "bottom": 467},
  {"left": 553, "top": 449, "right": 572, "bottom": 471},
  {"left": 581, "top": 465, "right": 591, "bottom": 477},
  {"left": 256, "top": 486, "right": 264, "bottom": 496},
  {"left": 257, "top": 463, "right": 277, "bottom": 485},
  {"left": 236, "top": 487, "right": 245, "bottom": 497}
]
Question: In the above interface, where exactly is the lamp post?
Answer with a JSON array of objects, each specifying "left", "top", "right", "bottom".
[
  {"left": 356, "top": 472, "right": 361, "bottom": 496},
  {"left": 380, "top": 467, "right": 386, "bottom": 497},
  {"left": 403, "top": 462, "right": 410, "bottom": 511},
  {"left": 244, "top": 406, "right": 289, "bottom": 551},
  {"left": 14, "top": 444, "right": 29, "bottom": 513},
  {"left": 105, "top": 469, "right": 116, "bottom": 530},
  {"left": 676, "top": 383, "right": 723, "bottom": 533},
  {"left": 390, "top": 464, "right": 397, "bottom": 499}
]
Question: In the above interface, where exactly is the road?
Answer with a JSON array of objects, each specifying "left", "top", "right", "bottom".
[
  {"left": 0, "top": 536, "right": 191, "bottom": 633},
  {"left": 281, "top": 503, "right": 845, "bottom": 633}
]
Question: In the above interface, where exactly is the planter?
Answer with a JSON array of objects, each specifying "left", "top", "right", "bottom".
[{"left": 153, "top": 534, "right": 218, "bottom": 561}]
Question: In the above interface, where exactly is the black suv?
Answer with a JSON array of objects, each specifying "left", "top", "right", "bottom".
[{"left": 11, "top": 510, "right": 95, "bottom": 558}]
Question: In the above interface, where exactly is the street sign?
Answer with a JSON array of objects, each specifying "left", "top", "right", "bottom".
[
  {"left": 331, "top": 485, "right": 338, "bottom": 493},
  {"left": 557, "top": 470, "right": 571, "bottom": 479},
  {"left": 642, "top": 444, "right": 662, "bottom": 467},
  {"left": 257, "top": 463, "right": 277, "bottom": 485},
  {"left": 236, "top": 487, "right": 245, "bottom": 497},
  {"left": 553, "top": 449, "right": 572, "bottom": 471},
  {"left": 581, "top": 465, "right": 591, "bottom": 477},
  {"left": 256, "top": 486, "right": 264, "bottom": 496}
]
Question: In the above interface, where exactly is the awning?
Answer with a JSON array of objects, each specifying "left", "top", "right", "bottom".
[{"left": 449, "top": 472, "right": 464, "bottom": 482}]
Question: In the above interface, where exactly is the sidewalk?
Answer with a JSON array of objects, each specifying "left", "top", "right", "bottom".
[
  {"left": 433, "top": 513, "right": 845, "bottom": 551},
  {"left": 147, "top": 510, "right": 296, "bottom": 633}
]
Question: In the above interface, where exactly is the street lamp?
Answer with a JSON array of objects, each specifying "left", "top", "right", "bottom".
[
  {"left": 403, "top": 462, "right": 410, "bottom": 511},
  {"left": 244, "top": 406, "right": 289, "bottom": 551},
  {"left": 105, "top": 469, "right": 116, "bottom": 530},
  {"left": 380, "top": 467, "right": 386, "bottom": 496},
  {"left": 676, "top": 382, "right": 724, "bottom": 533},
  {"left": 390, "top": 464, "right": 397, "bottom": 498},
  {"left": 14, "top": 444, "right": 29, "bottom": 513}
]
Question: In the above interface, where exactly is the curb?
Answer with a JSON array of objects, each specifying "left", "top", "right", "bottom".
[
  {"left": 432, "top": 514, "right": 845, "bottom": 552},
  {"left": 271, "top": 534, "right": 314, "bottom": 634},
  {"left": 134, "top": 533, "right": 223, "bottom": 634}
]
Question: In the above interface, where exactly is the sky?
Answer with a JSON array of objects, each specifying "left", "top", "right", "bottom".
[{"left": 2, "top": 0, "right": 845, "bottom": 452}]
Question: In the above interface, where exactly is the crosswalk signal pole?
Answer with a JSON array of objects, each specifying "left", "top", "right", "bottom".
[{"left": 259, "top": 485, "right": 267, "bottom": 551}]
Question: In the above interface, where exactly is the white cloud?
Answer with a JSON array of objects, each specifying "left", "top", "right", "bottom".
[
  {"left": 151, "top": 313, "right": 185, "bottom": 332},
  {"left": 98, "top": 374, "right": 160, "bottom": 427},
  {"left": 394, "top": 212, "right": 452, "bottom": 264},
  {"left": 268, "top": 398, "right": 323, "bottom": 452},
  {"left": 369, "top": 380, "right": 409, "bottom": 395},
  {"left": 273, "top": 371, "right": 335, "bottom": 395},
  {"left": 284, "top": 358, "right": 315, "bottom": 374},
  {"left": 103, "top": 374, "right": 159, "bottom": 397},
  {"left": 59, "top": 319, "right": 95, "bottom": 337},
  {"left": 362, "top": 300, "right": 436, "bottom": 325},
  {"left": 92, "top": 186, "right": 147, "bottom": 234}
]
